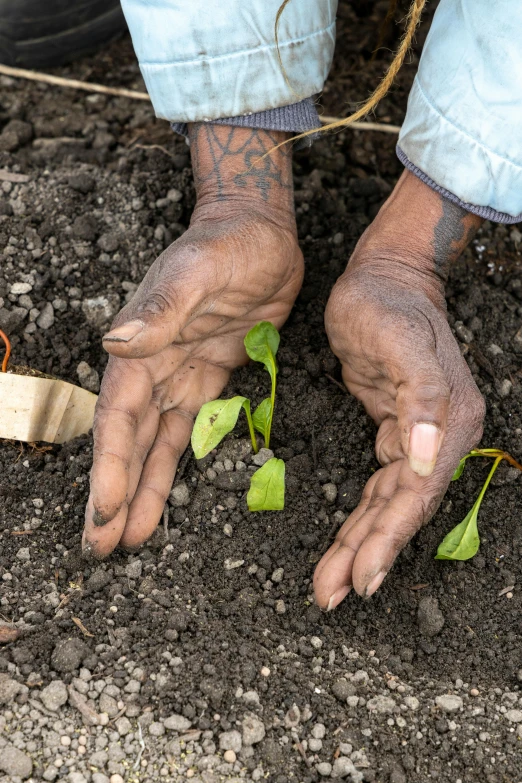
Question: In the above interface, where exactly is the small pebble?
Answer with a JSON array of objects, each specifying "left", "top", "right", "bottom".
[
  {"left": 455, "top": 321, "right": 474, "bottom": 344},
  {"left": 224, "top": 558, "right": 244, "bottom": 570},
  {"left": 497, "top": 379, "right": 513, "bottom": 398},
  {"left": 223, "top": 749, "right": 236, "bottom": 763},
  {"left": 316, "top": 762, "right": 332, "bottom": 777},
  {"left": 169, "top": 482, "right": 190, "bottom": 507},
  {"left": 252, "top": 448, "right": 274, "bottom": 466},
  {"left": 435, "top": 694, "right": 463, "bottom": 713},
  {"left": 322, "top": 483, "right": 337, "bottom": 503}
]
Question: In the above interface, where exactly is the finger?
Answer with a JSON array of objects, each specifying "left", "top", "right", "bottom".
[
  {"left": 393, "top": 355, "right": 450, "bottom": 478},
  {"left": 82, "top": 497, "right": 129, "bottom": 559},
  {"left": 84, "top": 359, "right": 152, "bottom": 555},
  {"left": 350, "top": 469, "right": 433, "bottom": 597},
  {"left": 338, "top": 459, "right": 445, "bottom": 598},
  {"left": 102, "top": 263, "right": 204, "bottom": 360},
  {"left": 375, "top": 417, "right": 403, "bottom": 466},
  {"left": 120, "top": 409, "right": 194, "bottom": 550},
  {"left": 126, "top": 402, "right": 161, "bottom": 502},
  {"left": 313, "top": 474, "right": 377, "bottom": 610},
  {"left": 314, "top": 501, "right": 388, "bottom": 607}
]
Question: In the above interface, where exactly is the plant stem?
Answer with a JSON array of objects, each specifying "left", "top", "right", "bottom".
[
  {"left": 475, "top": 455, "right": 503, "bottom": 509},
  {"left": 242, "top": 400, "right": 259, "bottom": 455},
  {"left": 470, "top": 448, "right": 522, "bottom": 473},
  {"left": 265, "top": 356, "right": 277, "bottom": 450},
  {"left": 0, "top": 329, "right": 10, "bottom": 372}
]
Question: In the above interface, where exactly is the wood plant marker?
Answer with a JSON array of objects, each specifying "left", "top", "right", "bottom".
[{"left": 0, "top": 329, "right": 98, "bottom": 444}]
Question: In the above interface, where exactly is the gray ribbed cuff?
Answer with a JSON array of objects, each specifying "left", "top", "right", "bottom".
[
  {"left": 397, "top": 145, "right": 522, "bottom": 225},
  {"left": 171, "top": 97, "right": 321, "bottom": 147}
]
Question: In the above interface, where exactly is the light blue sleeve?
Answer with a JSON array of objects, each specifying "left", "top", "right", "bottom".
[
  {"left": 398, "top": 0, "right": 522, "bottom": 220},
  {"left": 120, "top": 0, "right": 337, "bottom": 124}
]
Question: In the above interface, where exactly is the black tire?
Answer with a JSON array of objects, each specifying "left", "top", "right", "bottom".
[{"left": 0, "top": 0, "right": 126, "bottom": 68}]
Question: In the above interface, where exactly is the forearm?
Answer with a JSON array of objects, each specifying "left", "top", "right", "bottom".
[{"left": 187, "top": 124, "right": 295, "bottom": 224}]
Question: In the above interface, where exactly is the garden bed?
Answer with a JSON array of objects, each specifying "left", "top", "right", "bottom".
[{"left": 0, "top": 3, "right": 522, "bottom": 781}]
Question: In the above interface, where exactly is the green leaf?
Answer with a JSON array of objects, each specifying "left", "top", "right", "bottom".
[
  {"left": 247, "top": 458, "right": 285, "bottom": 511},
  {"left": 244, "top": 321, "right": 280, "bottom": 383},
  {"left": 252, "top": 398, "right": 272, "bottom": 439},
  {"left": 435, "top": 504, "right": 480, "bottom": 560},
  {"left": 191, "top": 396, "right": 247, "bottom": 459},
  {"left": 451, "top": 457, "right": 467, "bottom": 481}
]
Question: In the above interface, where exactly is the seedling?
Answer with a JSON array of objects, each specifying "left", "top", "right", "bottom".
[
  {"left": 191, "top": 321, "right": 285, "bottom": 511},
  {"left": 436, "top": 448, "right": 522, "bottom": 561}
]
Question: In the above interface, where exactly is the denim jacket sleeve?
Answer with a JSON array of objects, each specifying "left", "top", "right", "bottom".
[
  {"left": 398, "top": 0, "right": 522, "bottom": 220},
  {"left": 120, "top": 0, "right": 337, "bottom": 124}
]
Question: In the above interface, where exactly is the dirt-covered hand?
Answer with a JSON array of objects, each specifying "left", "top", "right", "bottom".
[
  {"left": 314, "top": 172, "right": 485, "bottom": 607},
  {"left": 83, "top": 126, "right": 303, "bottom": 557}
]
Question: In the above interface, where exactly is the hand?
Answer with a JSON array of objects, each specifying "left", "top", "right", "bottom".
[
  {"left": 83, "top": 126, "right": 303, "bottom": 557},
  {"left": 314, "top": 172, "right": 485, "bottom": 608}
]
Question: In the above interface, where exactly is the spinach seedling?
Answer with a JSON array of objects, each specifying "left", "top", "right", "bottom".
[
  {"left": 436, "top": 448, "right": 522, "bottom": 561},
  {"left": 191, "top": 321, "right": 285, "bottom": 511}
]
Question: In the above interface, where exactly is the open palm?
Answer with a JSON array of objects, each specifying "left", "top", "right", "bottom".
[{"left": 83, "top": 210, "right": 303, "bottom": 556}]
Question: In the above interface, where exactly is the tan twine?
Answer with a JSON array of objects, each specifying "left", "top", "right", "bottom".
[{"left": 272, "top": 0, "right": 426, "bottom": 149}]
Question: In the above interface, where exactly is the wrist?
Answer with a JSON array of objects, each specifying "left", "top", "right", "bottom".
[
  {"left": 188, "top": 123, "right": 295, "bottom": 224},
  {"left": 347, "top": 170, "right": 482, "bottom": 292}
]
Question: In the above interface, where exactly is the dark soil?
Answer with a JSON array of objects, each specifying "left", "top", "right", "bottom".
[{"left": 1, "top": 3, "right": 522, "bottom": 782}]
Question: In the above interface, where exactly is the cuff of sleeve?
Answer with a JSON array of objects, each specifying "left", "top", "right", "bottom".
[
  {"left": 397, "top": 145, "right": 522, "bottom": 225},
  {"left": 171, "top": 97, "right": 321, "bottom": 148}
]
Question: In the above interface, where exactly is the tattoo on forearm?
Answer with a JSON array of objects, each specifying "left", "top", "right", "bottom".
[
  {"left": 432, "top": 196, "right": 481, "bottom": 280},
  {"left": 188, "top": 124, "right": 293, "bottom": 205}
]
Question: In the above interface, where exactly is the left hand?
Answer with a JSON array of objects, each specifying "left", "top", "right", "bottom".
[{"left": 313, "top": 172, "right": 485, "bottom": 608}]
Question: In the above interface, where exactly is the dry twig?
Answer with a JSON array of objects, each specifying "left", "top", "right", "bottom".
[
  {"left": 0, "top": 64, "right": 401, "bottom": 135},
  {"left": 72, "top": 617, "right": 94, "bottom": 638},
  {"left": 0, "top": 63, "right": 149, "bottom": 101}
]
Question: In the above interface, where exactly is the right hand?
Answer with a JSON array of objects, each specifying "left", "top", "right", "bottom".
[
  {"left": 83, "top": 126, "right": 303, "bottom": 557},
  {"left": 84, "top": 208, "right": 303, "bottom": 557}
]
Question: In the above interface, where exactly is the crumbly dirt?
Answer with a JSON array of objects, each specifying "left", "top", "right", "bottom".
[{"left": 1, "top": 3, "right": 522, "bottom": 783}]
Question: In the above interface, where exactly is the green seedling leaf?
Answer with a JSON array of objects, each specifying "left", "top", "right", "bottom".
[
  {"left": 247, "top": 457, "right": 285, "bottom": 511},
  {"left": 252, "top": 398, "right": 272, "bottom": 440},
  {"left": 191, "top": 396, "right": 247, "bottom": 459},
  {"left": 436, "top": 455, "right": 503, "bottom": 562},
  {"left": 435, "top": 504, "right": 480, "bottom": 560},
  {"left": 451, "top": 457, "right": 467, "bottom": 481},
  {"left": 244, "top": 321, "right": 280, "bottom": 383},
  {"left": 244, "top": 321, "right": 280, "bottom": 449}
]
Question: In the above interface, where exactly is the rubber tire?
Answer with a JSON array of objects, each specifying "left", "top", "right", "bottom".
[{"left": 0, "top": 0, "right": 126, "bottom": 68}]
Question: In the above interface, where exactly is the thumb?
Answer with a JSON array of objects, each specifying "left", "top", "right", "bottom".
[
  {"left": 395, "top": 356, "right": 450, "bottom": 477},
  {"left": 102, "top": 285, "right": 197, "bottom": 359}
]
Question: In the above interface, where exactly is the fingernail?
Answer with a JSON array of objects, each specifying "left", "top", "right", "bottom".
[
  {"left": 81, "top": 539, "right": 95, "bottom": 559},
  {"left": 103, "top": 320, "right": 143, "bottom": 343},
  {"left": 92, "top": 508, "right": 111, "bottom": 528},
  {"left": 365, "top": 571, "right": 386, "bottom": 598},
  {"left": 409, "top": 422, "right": 440, "bottom": 477},
  {"left": 326, "top": 585, "right": 352, "bottom": 612}
]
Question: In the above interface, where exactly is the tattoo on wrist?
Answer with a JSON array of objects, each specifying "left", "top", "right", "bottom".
[
  {"left": 188, "top": 124, "right": 293, "bottom": 205},
  {"left": 432, "top": 196, "right": 481, "bottom": 280}
]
